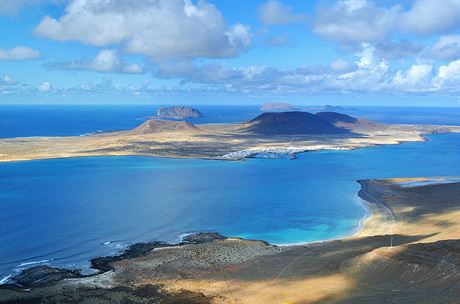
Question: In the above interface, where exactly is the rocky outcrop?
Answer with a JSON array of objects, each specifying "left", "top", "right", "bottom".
[
  {"left": 182, "top": 232, "right": 226, "bottom": 244},
  {"left": 5, "top": 266, "right": 81, "bottom": 288},
  {"left": 91, "top": 241, "right": 169, "bottom": 272},
  {"left": 157, "top": 107, "right": 203, "bottom": 119},
  {"left": 91, "top": 233, "right": 225, "bottom": 273}
]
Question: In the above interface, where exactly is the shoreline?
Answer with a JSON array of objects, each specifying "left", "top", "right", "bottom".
[
  {"left": 1, "top": 119, "right": 459, "bottom": 163},
  {"left": 0, "top": 136, "right": 429, "bottom": 163},
  {"left": 1, "top": 178, "right": 459, "bottom": 303},
  {"left": 0, "top": 179, "right": 384, "bottom": 289},
  {"left": 271, "top": 193, "right": 370, "bottom": 247},
  {"left": 0, "top": 233, "right": 230, "bottom": 290},
  {"left": 0, "top": 130, "right": 456, "bottom": 164}
]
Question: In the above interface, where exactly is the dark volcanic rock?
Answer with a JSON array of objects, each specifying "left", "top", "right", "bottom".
[
  {"left": 91, "top": 241, "right": 168, "bottom": 272},
  {"left": 4, "top": 233, "right": 227, "bottom": 289},
  {"left": 243, "top": 111, "right": 356, "bottom": 135},
  {"left": 91, "top": 233, "right": 226, "bottom": 272},
  {"left": 6, "top": 265, "right": 81, "bottom": 288},
  {"left": 315, "top": 111, "right": 357, "bottom": 123},
  {"left": 3, "top": 233, "right": 228, "bottom": 291},
  {"left": 157, "top": 106, "right": 203, "bottom": 119},
  {"left": 182, "top": 232, "right": 226, "bottom": 244}
]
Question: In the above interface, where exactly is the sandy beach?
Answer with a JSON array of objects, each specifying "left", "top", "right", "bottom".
[{"left": 1, "top": 177, "right": 459, "bottom": 303}]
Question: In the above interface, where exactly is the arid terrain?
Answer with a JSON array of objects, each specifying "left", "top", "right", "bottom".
[
  {"left": 1, "top": 177, "right": 459, "bottom": 303},
  {"left": 1, "top": 111, "right": 459, "bottom": 162}
]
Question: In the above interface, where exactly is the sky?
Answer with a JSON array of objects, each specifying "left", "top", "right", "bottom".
[{"left": 1, "top": 0, "right": 459, "bottom": 106}]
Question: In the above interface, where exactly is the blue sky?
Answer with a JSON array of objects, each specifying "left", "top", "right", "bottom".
[{"left": 1, "top": 0, "right": 459, "bottom": 105}]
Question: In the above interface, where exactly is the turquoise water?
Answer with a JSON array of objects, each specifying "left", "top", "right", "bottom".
[{"left": 1, "top": 132, "right": 459, "bottom": 279}]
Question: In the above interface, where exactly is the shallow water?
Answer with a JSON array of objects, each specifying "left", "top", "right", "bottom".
[{"left": 1, "top": 132, "right": 459, "bottom": 279}]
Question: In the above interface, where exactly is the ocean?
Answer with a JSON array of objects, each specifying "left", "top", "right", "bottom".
[{"left": 0, "top": 105, "right": 459, "bottom": 280}]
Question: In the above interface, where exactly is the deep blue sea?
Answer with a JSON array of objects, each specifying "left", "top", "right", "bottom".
[{"left": 0, "top": 105, "right": 459, "bottom": 281}]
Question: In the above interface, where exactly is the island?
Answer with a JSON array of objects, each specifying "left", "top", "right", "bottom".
[
  {"left": 260, "top": 102, "right": 300, "bottom": 111},
  {"left": 321, "top": 104, "right": 346, "bottom": 112},
  {"left": 156, "top": 106, "right": 203, "bottom": 119},
  {"left": 1, "top": 177, "right": 459, "bottom": 303},
  {"left": 261, "top": 103, "right": 348, "bottom": 113},
  {"left": 0, "top": 111, "right": 459, "bottom": 163}
]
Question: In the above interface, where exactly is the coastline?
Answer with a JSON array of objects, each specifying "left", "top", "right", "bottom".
[
  {"left": 1, "top": 121, "right": 458, "bottom": 163},
  {"left": 1, "top": 178, "right": 459, "bottom": 303},
  {"left": 0, "top": 179, "right": 391, "bottom": 288},
  {"left": 271, "top": 193, "right": 371, "bottom": 247},
  {"left": 0, "top": 128, "right": 457, "bottom": 164}
]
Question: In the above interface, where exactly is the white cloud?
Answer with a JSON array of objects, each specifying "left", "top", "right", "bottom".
[
  {"left": 38, "top": 82, "right": 51, "bottom": 92},
  {"left": 1, "top": 74, "right": 17, "bottom": 85},
  {"left": 122, "top": 63, "right": 144, "bottom": 74},
  {"left": 433, "top": 59, "right": 460, "bottom": 89},
  {"left": 313, "top": 0, "right": 400, "bottom": 44},
  {"left": 355, "top": 43, "right": 378, "bottom": 68},
  {"left": 428, "top": 35, "right": 460, "bottom": 60},
  {"left": 438, "top": 60, "right": 460, "bottom": 80},
  {"left": 0, "top": 46, "right": 41, "bottom": 61},
  {"left": 257, "top": 0, "right": 306, "bottom": 25},
  {"left": 335, "top": 43, "right": 391, "bottom": 91},
  {"left": 342, "top": 0, "right": 367, "bottom": 12},
  {"left": 313, "top": 0, "right": 460, "bottom": 47},
  {"left": 87, "top": 50, "right": 120, "bottom": 72},
  {"left": 50, "top": 49, "right": 144, "bottom": 74},
  {"left": 5, "top": 58, "right": 459, "bottom": 98},
  {"left": 226, "top": 24, "right": 251, "bottom": 49},
  {"left": 34, "top": 0, "right": 251, "bottom": 59},
  {"left": 400, "top": 0, "right": 460, "bottom": 35},
  {"left": 393, "top": 64, "right": 433, "bottom": 91},
  {"left": 151, "top": 43, "right": 458, "bottom": 94},
  {"left": 375, "top": 40, "right": 422, "bottom": 60},
  {"left": 329, "top": 59, "right": 355, "bottom": 73}
]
